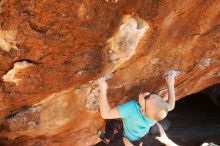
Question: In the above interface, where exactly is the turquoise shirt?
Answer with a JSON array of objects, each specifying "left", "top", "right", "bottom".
[{"left": 117, "top": 101, "right": 155, "bottom": 141}]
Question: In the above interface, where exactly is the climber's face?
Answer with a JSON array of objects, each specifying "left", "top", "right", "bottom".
[{"left": 139, "top": 92, "right": 168, "bottom": 121}]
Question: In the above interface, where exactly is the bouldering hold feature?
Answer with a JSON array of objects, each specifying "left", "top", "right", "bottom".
[
  {"left": 107, "top": 15, "right": 149, "bottom": 70},
  {"left": 2, "top": 61, "right": 34, "bottom": 86},
  {"left": 0, "top": 30, "right": 17, "bottom": 52}
]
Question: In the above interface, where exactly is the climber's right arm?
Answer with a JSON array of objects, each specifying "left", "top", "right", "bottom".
[
  {"left": 165, "top": 74, "right": 176, "bottom": 111},
  {"left": 98, "top": 77, "right": 121, "bottom": 119}
]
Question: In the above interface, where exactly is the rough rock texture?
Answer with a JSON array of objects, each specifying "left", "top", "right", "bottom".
[{"left": 0, "top": 0, "right": 219, "bottom": 145}]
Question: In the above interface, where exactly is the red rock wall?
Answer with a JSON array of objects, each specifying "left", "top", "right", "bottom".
[{"left": 0, "top": 0, "right": 219, "bottom": 145}]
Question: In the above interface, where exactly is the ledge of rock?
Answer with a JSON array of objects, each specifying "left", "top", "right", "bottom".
[{"left": 0, "top": 0, "right": 219, "bottom": 145}]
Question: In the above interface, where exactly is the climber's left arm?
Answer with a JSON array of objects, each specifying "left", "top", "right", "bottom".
[{"left": 165, "top": 74, "right": 176, "bottom": 111}]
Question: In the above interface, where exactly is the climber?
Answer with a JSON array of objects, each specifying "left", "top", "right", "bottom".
[{"left": 97, "top": 71, "right": 177, "bottom": 146}]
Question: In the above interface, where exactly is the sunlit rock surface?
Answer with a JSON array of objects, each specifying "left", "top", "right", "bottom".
[
  {"left": 0, "top": 30, "right": 18, "bottom": 52},
  {"left": 2, "top": 61, "right": 34, "bottom": 86},
  {"left": 0, "top": 0, "right": 219, "bottom": 145}
]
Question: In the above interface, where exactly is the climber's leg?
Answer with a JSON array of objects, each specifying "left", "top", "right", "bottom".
[
  {"left": 104, "top": 119, "right": 123, "bottom": 140},
  {"left": 106, "top": 136, "right": 124, "bottom": 146},
  {"left": 97, "top": 119, "right": 122, "bottom": 144},
  {"left": 97, "top": 119, "right": 123, "bottom": 144}
]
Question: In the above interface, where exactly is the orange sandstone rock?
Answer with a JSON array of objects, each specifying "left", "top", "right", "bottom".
[{"left": 0, "top": 0, "right": 219, "bottom": 145}]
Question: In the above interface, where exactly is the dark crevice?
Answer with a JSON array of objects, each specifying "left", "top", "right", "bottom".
[
  {"left": 201, "top": 24, "right": 220, "bottom": 37},
  {"left": 28, "top": 19, "right": 55, "bottom": 33},
  {"left": 1, "top": 60, "right": 39, "bottom": 81},
  {"left": 6, "top": 105, "right": 31, "bottom": 119},
  {"left": 188, "top": 24, "right": 220, "bottom": 39},
  {"left": 12, "top": 59, "right": 40, "bottom": 65}
]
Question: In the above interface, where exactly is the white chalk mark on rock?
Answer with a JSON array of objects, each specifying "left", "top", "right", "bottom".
[
  {"left": 107, "top": 15, "right": 149, "bottom": 70},
  {"left": 0, "top": 30, "right": 18, "bottom": 52},
  {"left": 2, "top": 61, "right": 34, "bottom": 86},
  {"left": 198, "top": 58, "right": 212, "bottom": 69}
]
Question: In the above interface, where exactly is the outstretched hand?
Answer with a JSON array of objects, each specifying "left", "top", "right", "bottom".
[
  {"left": 123, "top": 137, "right": 143, "bottom": 146},
  {"left": 165, "top": 73, "right": 175, "bottom": 86},
  {"left": 155, "top": 123, "right": 169, "bottom": 144}
]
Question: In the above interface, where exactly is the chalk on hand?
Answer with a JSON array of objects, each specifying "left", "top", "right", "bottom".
[
  {"left": 163, "top": 70, "right": 181, "bottom": 79},
  {"left": 104, "top": 73, "right": 114, "bottom": 80}
]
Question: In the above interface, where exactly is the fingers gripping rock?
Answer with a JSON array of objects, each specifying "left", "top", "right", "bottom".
[{"left": 163, "top": 70, "right": 181, "bottom": 79}]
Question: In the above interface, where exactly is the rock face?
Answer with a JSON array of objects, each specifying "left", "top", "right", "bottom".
[{"left": 0, "top": 0, "right": 219, "bottom": 145}]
